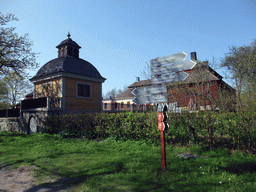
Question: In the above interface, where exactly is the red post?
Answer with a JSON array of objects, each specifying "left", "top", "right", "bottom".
[{"left": 160, "top": 130, "right": 166, "bottom": 172}]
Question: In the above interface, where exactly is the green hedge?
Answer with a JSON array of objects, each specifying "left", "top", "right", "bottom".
[{"left": 43, "top": 110, "right": 256, "bottom": 151}]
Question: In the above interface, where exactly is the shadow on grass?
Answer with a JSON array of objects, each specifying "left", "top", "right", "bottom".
[
  {"left": 24, "top": 161, "right": 127, "bottom": 192},
  {"left": 23, "top": 156, "right": 220, "bottom": 192},
  {"left": 220, "top": 161, "right": 256, "bottom": 175},
  {"left": 0, "top": 131, "right": 27, "bottom": 136}
]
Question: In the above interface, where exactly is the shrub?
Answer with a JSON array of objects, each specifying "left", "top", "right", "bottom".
[{"left": 43, "top": 109, "right": 256, "bottom": 152}]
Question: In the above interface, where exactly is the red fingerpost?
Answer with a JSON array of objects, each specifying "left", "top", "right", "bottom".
[
  {"left": 160, "top": 129, "right": 166, "bottom": 171},
  {"left": 157, "top": 104, "right": 168, "bottom": 172}
]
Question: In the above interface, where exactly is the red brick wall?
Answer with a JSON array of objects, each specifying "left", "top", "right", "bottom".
[{"left": 168, "top": 81, "right": 220, "bottom": 107}]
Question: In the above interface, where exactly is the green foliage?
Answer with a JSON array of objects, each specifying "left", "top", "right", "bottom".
[
  {"left": 0, "top": 101, "right": 10, "bottom": 110},
  {"left": 43, "top": 110, "right": 256, "bottom": 152},
  {"left": 43, "top": 113, "right": 97, "bottom": 139},
  {"left": 221, "top": 39, "right": 256, "bottom": 110},
  {"left": 0, "top": 71, "right": 32, "bottom": 108}
]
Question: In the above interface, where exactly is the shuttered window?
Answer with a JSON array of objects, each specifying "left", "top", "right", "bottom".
[{"left": 76, "top": 82, "right": 91, "bottom": 98}]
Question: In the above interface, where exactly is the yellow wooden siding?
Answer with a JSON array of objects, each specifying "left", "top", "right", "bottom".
[
  {"left": 34, "top": 78, "right": 62, "bottom": 98},
  {"left": 65, "top": 77, "right": 101, "bottom": 111}
]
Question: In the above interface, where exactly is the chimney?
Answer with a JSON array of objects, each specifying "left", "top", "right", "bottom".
[
  {"left": 190, "top": 52, "right": 197, "bottom": 61},
  {"left": 136, "top": 77, "right": 140, "bottom": 82}
]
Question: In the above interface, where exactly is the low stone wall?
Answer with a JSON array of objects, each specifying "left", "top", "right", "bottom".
[
  {"left": 20, "top": 109, "right": 49, "bottom": 133},
  {"left": 0, "top": 108, "right": 63, "bottom": 134},
  {"left": 0, "top": 117, "right": 24, "bottom": 132}
]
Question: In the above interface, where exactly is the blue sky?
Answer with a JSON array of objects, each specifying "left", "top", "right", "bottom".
[{"left": 1, "top": 0, "right": 256, "bottom": 96}]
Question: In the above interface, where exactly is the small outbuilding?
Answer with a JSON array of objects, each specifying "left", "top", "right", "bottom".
[
  {"left": 29, "top": 33, "right": 106, "bottom": 113},
  {"left": 18, "top": 33, "right": 106, "bottom": 134}
]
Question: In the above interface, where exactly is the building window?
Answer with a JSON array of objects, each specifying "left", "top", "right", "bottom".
[
  {"left": 42, "top": 82, "right": 52, "bottom": 97},
  {"left": 76, "top": 82, "right": 91, "bottom": 99},
  {"left": 67, "top": 47, "right": 73, "bottom": 56},
  {"left": 115, "top": 103, "right": 118, "bottom": 109},
  {"left": 127, "top": 101, "right": 130, "bottom": 108},
  {"left": 104, "top": 103, "right": 107, "bottom": 109},
  {"left": 121, "top": 102, "right": 124, "bottom": 108},
  {"left": 61, "top": 48, "right": 64, "bottom": 57},
  {"left": 74, "top": 48, "right": 79, "bottom": 58}
]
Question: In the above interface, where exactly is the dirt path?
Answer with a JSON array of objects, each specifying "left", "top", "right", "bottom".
[{"left": 0, "top": 165, "right": 73, "bottom": 192}]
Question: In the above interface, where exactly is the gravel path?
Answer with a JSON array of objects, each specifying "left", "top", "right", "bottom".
[{"left": 0, "top": 165, "right": 73, "bottom": 192}]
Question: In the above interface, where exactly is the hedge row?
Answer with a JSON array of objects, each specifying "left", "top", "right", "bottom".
[{"left": 43, "top": 110, "right": 256, "bottom": 150}]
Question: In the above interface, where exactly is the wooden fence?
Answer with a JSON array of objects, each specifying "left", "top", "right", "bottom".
[
  {"left": 102, "top": 103, "right": 157, "bottom": 112},
  {"left": 0, "top": 109, "right": 20, "bottom": 117}
]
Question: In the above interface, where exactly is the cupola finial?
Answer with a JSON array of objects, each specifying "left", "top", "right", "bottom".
[{"left": 67, "top": 32, "right": 71, "bottom": 38}]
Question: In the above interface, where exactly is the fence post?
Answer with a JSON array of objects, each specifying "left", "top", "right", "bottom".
[{"left": 47, "top": 97, "right": 50, "bottom": 109}]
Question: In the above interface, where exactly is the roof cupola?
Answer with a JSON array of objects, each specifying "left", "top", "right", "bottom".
[{"left": 56, "top": 32, "right": 81, "bottom": 58}]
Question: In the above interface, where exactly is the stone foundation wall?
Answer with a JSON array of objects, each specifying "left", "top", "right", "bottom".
[
  {"left": 0, "top": 108, "right": 62, "bottom": 134},
  {"left": 0, "top": 117, "right": 23, "bottom": 132}
]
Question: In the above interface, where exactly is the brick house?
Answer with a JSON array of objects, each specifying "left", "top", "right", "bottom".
[
  {"left": 166, "top": 60, "right": 236, "bottom": 111},
  {"left": 103, "top": 52, "right": 236, "bottom": 112}
]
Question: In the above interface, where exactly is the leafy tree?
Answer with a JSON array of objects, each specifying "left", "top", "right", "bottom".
[
  {"left": 0, "top": 12, "right": 39, "bottom": 77},
  {"left": 0, "top": 79, "right": 10, "bottom": 109},
  {"left": 0, "top": 78, "right": 7, "bottom": 99},
  {"left": 221, "top": 40, "right": 256, "bottom": 110},
  {"left": 0, "top": 71, "right": 32, "bottom": 108}
]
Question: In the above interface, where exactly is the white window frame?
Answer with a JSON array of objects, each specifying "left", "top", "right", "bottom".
[{"left": 76, "top": 82, "right": 92, "bottom": 99}]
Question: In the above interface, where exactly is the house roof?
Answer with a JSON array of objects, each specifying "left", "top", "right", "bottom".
[
  {"left": 179, "top": 67, "right": 220, "bottom": 85},
  {"left": 56, "top": 37, "right": 81, "bottom": 49},
  {"left": 114, "top": 64, "right": 222, "bottom": 100},
  {"left": 30, "top": 55, "right": 106, "bottom": 81},
  {"left": 25, "top": 92, "right": 33, "bottom": 97},
  {"left": 114, "top": 88, "right": 135, "bottom": 99}
]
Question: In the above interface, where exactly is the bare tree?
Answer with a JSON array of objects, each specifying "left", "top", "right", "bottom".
[
  {"left": 139, "top": 62, "right": 151, "bottom": 80},
  {"left": 103, "top": 85, "right": 128, "bottom": 100}
]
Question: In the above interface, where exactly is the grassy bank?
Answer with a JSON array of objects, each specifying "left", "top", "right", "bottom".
[{"left": 1, "top": 131, "right": 256, "bottom": 191}]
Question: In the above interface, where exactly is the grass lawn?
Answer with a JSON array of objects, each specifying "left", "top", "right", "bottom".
[{"left": 0, "top": 131, "right": 256, "bottom": 191}]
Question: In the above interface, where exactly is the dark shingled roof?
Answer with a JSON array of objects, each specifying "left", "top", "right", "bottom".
[
  {"left": 128, "top": 79, "right": 152, "bottom": 88},
  {"left": 30, "top": 55, "right": 105, "bottom": 80},
  {"left": 114, "top": 88, "right": 135, "bottom": 99},
  {"left": 56, "top": 37, "right": 81, "bottom": 49}
]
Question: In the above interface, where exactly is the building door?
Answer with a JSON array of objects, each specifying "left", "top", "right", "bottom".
[{"left": 29, "top": 116, "right": 37, "bottom": 134}]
